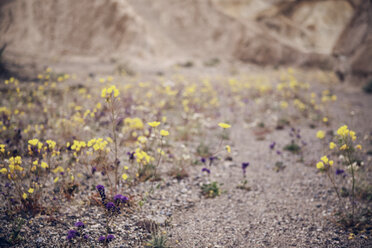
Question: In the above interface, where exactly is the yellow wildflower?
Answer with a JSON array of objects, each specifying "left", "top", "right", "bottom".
[
  {"left": 160, "top": 130, "right": 169, "bottom": 137},
  {"left": 122, "top": 173, "right": 128, "bottom": 180},
  {"left": 316, "top": 130, "right": 325, "bottom": 139},
  {"left": 349, "top": 131, "right": 356, "bottom": 141},
  {"left": 0, "top": 168, "right": 7, "bottom": 174},
  {"left": 40, "top": 162, "right": 48, "bottom": 169},
  {"left": 340, "top": 144, "right": 348, "bottom": 150},
  {"left": 348, "top": 233, "right": 355, "bottom": 240},
  {"left": 0, "top": 144, "right": 6, "bottom": 153},
  {"left": 28, "top": 188, "right": 34, "bottom": 194},
  {"left": 316, "top": 161, "right": 325, "bottom": 170},
  {"left": 355, "top": 144, "right": 362, "bottom": 150},
  {"left": 148, "top": 121, "right": 160, "bottom": 128},
  {"left": 337, "top": 125, "right": 349, "bottom": 137},
  {"left": 101, "top": 85, "right": 119, "bottom": 98},
  {"left": 52, "top": 166, "right": 64, "bottom": 173},
  {"left": 329, "top": 142, "right": 336, "bottom": 150},
  {"left": 225, "top": 145, "right": 231, "bottom": 153},
  {"left": 218, "top": 123, "right": 231, "bottom": 129},
  {"left": 321, "top": 156, "right": 329, "bottom": 164},
  {"left": 22, "top": 193, "right": 28, "bottom": 200},
  {"left": 138, "top": 136, "right": 147, "bottom": 144},
  {"left": 53, "top": 177, "right": 59, "bottom": 183}
]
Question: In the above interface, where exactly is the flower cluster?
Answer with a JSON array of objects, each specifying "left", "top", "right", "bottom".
[
  {"left": 96, "top": 185, "right": 128, "bottom": 215},
  {"left": 98, "top": 234, "right": 115, "bottom": 244},
  {"left": 67, "top": 221, "right": 88, "bottom": 242},
  {"left": 101, "top": 85, "right": 120, "bottom": 99},
  {"left": 316, "top": 155, "right": 334, "bottom": 171}
]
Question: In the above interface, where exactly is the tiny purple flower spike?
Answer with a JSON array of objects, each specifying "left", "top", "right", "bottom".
[
  {"left": 67, "top": 229, "right": 77, "bottom": 240},
  {"left": 83, "top": 234, "right": 89, "bottom": 240},
  {"left": 242, "top": 162, "right": 250, "bottom": 175},
  {"left": 98, "top": 236, "right": 106, "bottom": 243},
  {"left": 106, "top": 201, "right": 115, "bottom": 210},
  {"left": 201, "top": 167, "right": 211, "bottom": 174},
  {"left": 201, "top": 157, "right": 206, "bottom": 164},
  {"left": 336, "top": 169, "right": 345, "bottom": 175},
  {"left": 107, "top": 234, "right": 115, "bottom": 242},
  {"left": 127, "top": 151, "right": 135, "bottom": 160},
  {"left": 92, "top": 166, "right": 97, "bottom": 174},
  {"left": 114, "top": 194, "right": 123, "bottom": 202},
  {"left": 74, "top": 221, "right": 84, "bottom": 228},
  {"left": 269, "top": 142, "right": 276, "bottom": 150},
  {"left": 242, "top": 162, "right": 250, "bottom": 170},
  {"left": 114, "top": 194, "right": 128, "bottom": 204},
  {"left": 276, "top": 150, "right": 281, "bottom": 155},
  {"left": 96, "top": 185, "right": 106, "bottom": 203},
  {"left": 96, "top": 185, "right": 105, "bottom": 192},
  {"left": 209, "top": 156, "right": 217, "bottom": 162}
]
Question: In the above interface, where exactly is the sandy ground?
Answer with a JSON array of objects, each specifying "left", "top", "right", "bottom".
[{"left": 0, "top": 65, "right": 371, "bottom": 248}]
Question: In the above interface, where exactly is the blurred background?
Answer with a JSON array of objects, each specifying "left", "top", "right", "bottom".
[{"left": 0, "top": 0, "right": 371, "bottom": 83}]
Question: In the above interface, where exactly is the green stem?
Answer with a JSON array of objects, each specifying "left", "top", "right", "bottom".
[
  {"left": 326, "top": 170, "right": 343, "bottom": 206},
  {"left": 345, "top": 140, "right": 355, "bottom": 224},
  {"left": 110, "top": 100, "right": 119, "bottom": 193}
]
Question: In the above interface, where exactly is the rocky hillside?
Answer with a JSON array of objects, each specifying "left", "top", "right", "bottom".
[{"left": 0, "top": 0, "right": 370, "bottom": 80}]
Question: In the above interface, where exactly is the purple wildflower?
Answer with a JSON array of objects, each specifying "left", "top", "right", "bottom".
[
  {"left": 114, "top": 194, "right": 128, "bottom": 205},
  {"left": 96, "top": 185, "right": 105, "bottom": 192},
  {"left": 269, "top": 142, "right": 276, "bottom": 150},
  {"left": 242, "top": 162, "right": 250, "bottom": 176},
  {"left": 201, "top": 158, "right": 206, "bottom": 164},
  {"left": 107, "top": 234, "right": 115, "bottom": 242},
  {"left": 276, "top": 150, "right": 281, "bottom": 155},
  {"left": 74, "top": 221, "right": 84, "bottom": 228},
  {"left": 92, "top": 166, "right": 97, "bottom": 174},
  {"left": 127, "top": 151, "right": 135, "bottom": 160},
  {"left": 106, "top": 201, "right": 115, "bottom": 210},
  {"left": 96, "top": 184, "right": 106, "bottom": 203},
  {"left": 242, "top": 162, "right": 250, "bottom": 170},
  {"left": 209, "top": 156, "right": 218, "bottom": 166},
  {"left": 201, "top": 167, "right": 211, "bottom": 174},
  {"left": 114, "top": 194, "right": 124, "bottom": 202},
  {"left": 98, "top": 236, "right": 106, "bottom": 243},
  {"left": 336, "top": 169, "right": 345, "bottom": 175},
  {"left": 67, "top": 229, "right": 78, "bottom": 240},
  {"left": 83, "top": 234, "right": 89, "bottom": 240}
]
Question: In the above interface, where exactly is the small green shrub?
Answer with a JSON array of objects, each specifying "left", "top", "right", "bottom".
[
  {"left": 146, "top": 233, "right": 168, "bottom": 248},
  {"left": 284, "top": 142, "right": 301, "bottom": 153},
  {"left": 201, "top": 182, "right": 220, "bottom": 198}
]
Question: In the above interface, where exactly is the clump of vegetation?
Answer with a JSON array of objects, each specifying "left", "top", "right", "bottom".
[
  {"left": 316, "top": 125, "right": 369, "bottom": 230},
  {"left": 201, "top": 181, "right": 221, "bottom": 198},
  {"left": 146, "top": 231, "right": 169, "bottom": 248},
  {"left": 6, "top": 217, "right": 25, "bottom": 245},
  {"left": 284, "top": 142, "right": 301, "bottom": 153}
]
